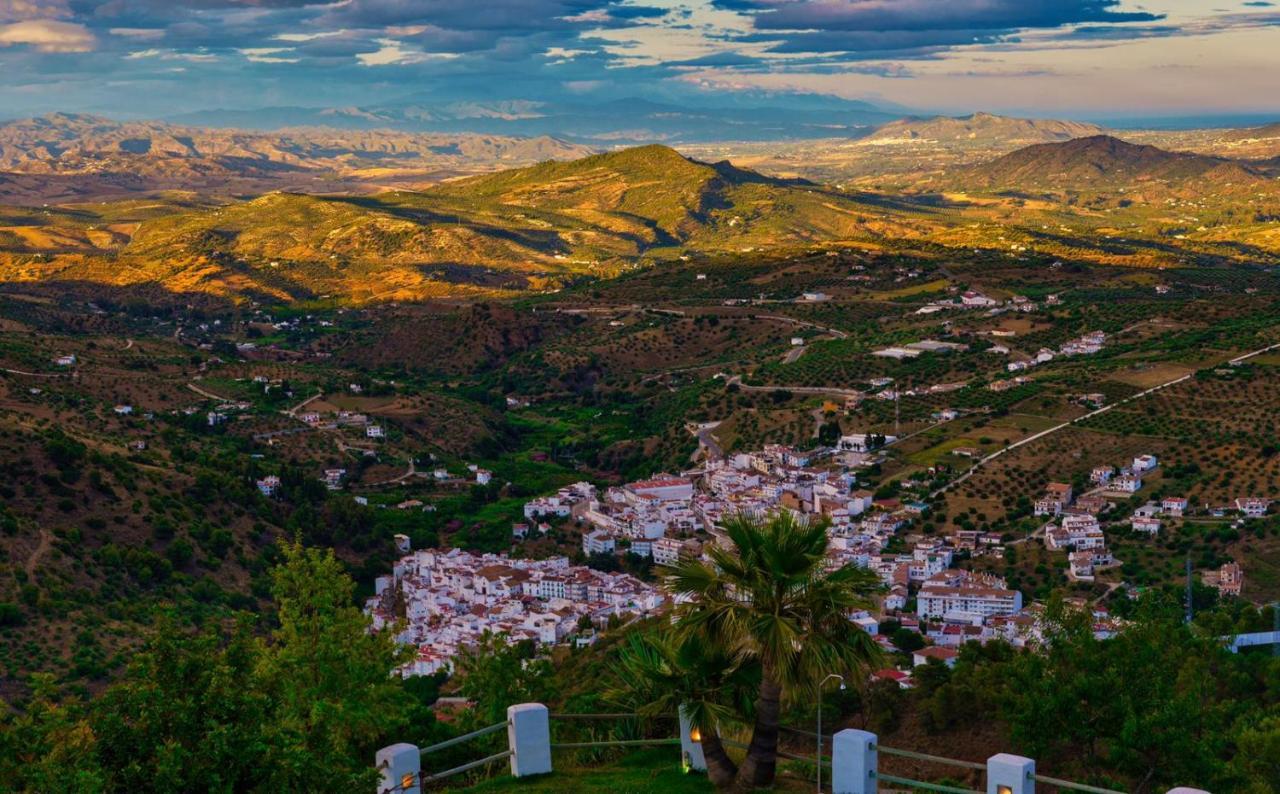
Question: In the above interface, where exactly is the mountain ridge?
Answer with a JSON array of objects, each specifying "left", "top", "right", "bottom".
[
  {"left": 955, "top": 134, "right": 1267, "bottom": 192},
  {"left": 864, "top": 112, "right": 1107, "bottom": 146}
]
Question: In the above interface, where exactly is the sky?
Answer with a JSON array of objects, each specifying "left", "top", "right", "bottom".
[{"left": 0, "top": 0, "right": 1278, "bottom": 121}]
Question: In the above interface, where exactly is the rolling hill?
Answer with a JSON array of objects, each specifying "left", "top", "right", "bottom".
[
  {"left": 954, "top": 135, "right": 1269, "bottom": 193},
  {"left": 0, "top": 145, "right": 919, "bottom": 303}
]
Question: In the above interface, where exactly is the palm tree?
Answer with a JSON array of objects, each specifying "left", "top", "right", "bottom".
[
  {"left": 669, "top": 511, "right": 883, "bottom": 791},
  {"left": 607, "top": 630, "right": 758, "bottom": 788}
]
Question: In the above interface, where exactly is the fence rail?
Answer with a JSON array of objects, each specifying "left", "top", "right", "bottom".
[
  {"left": 378, "top": 703, "right": 1207, "bottom": 794},
  {"left": 551, "top": 738, "right": 681, "bottom": 750},
  {"left": 419, "top": 720, "right": 507, "bottom": 756},
  {"left": 878, "top": 772, "right": 983, "bottom": 794},
  {"left": 421, "top": 750, "right": 513, "bottom": 783},
  {"left": 1034, "top": 772, "right": 1126, "bottom": 794},
  {"left": 880, "top": 744, "right": 988, "bottom": 772}
]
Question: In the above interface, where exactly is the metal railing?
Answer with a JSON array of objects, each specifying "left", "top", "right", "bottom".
[
  {"left": 1033, "top": 772, "right": 1126, "bottom": 794},
  {"left": 399, "top": 719, "right": 510, "bottom": 789},
  {"left": 381, "top": 707, "right": 1141, "bottom": 793}
]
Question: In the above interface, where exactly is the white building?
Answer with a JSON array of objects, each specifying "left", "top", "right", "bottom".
[{"left": 582, "top": 530, "right": 616, "bottom": 556}]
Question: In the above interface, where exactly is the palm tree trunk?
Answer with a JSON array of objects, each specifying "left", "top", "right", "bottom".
[
  {"left": 701, "top": 729, "right": 738, "bottom": 789},
  {"left": 734, "top": 673, "right": 783, "bottom": 791}
]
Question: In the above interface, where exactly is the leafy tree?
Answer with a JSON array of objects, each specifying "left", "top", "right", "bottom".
[
  {"left": 0, "top": 675, "right": 100, "bottom": 792},
  {"left": 92, "top": 616, "right": 267, "bottom": 792},
  {"left": 668, "top": 511, "right": 882, "bottom": 790},
  {"left": 454, "top": 633, "right": 553, "bottom": 725},
  {"left": 255, "top": 542, "right": 411, "bottom": 792}
]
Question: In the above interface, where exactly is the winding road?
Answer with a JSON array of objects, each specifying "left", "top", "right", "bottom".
[{"left": 928, "top": 338, "right": 1280, "bottom": 499}]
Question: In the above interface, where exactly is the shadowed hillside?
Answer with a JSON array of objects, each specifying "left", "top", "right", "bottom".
[{"left": 959, "top": 135, "right": 1266, "bottom": 192}]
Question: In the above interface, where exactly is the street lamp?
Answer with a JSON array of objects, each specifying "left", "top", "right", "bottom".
[{"left": 817, "top": 673, "right": 845, "bottom": 792}]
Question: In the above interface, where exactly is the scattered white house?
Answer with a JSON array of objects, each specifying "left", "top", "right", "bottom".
[
  {"left": 1132, "top": 454, "right": 1159, "bottom": 473},
  {"left": 366, "top": 424, "right": 385, "bottom": 439},
  {"left": 1236, "top": 497, "right": 1270, "bottom": 518},
  {"left": 475, "top": 469, "right": 493, "bottom": 485},
  {"left": 1161, "top": 496, "right": 1188, "bottom": 517},
  {"left": 961, "top": 291, "right": 999, "bottom": 307},
  {"left": 114, "top": 404, "right": 133, "bottom": 415},
  {"left": 1112, "top": 474, "right": 1143, "bottom": 493},
  {"left": 256, "top": 475, "right": 281, "bottom": 497},
  {"left": 912, "top": 646, "right": 959, "bottom": 668},
  {"left": 1131, "top": 516, "right": 1161, "bottom": 535},
  {"left": 54, "top": 354, "right": 77, "bottom": 367}
]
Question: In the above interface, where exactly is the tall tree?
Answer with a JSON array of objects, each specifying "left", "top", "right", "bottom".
[
  {"left": 255, "top": 542, "right": 411, "bottom": 793},
  {"left": 668, "top": 511, "right": 882, "bottom": 790}
]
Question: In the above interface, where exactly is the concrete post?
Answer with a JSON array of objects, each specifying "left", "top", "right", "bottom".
[
  {"left": 832, "top": 729, "right": 877, "bottom": 794},
  {"left": 987, "top": 753, "right": 1034, "bottom": 794},
  {"left": 376, "top": 743, "right": 420, "bottom": 794},
  {"left": 678, "top": 706, "right": 707, "bottom": 772},
  {"left": 507, "top": 703, "right": 553, "bottom": 777}
]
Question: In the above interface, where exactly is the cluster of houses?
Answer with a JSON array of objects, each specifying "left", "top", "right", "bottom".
[
  {"left": 915, "top": 290, "right": 1061, "bottom": 316},
  {"left": 1006, "top": 330, "right": 1106, "bottom": 373},
  {"left": 364, "top": 547, "right": 663, "bottom": 677}
]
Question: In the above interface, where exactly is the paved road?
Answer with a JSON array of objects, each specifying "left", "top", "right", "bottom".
[
  {"left": 927, "top": 338, "right": 1280, "bottom": 499},
  {"left": 754, "top": 313, "right": 849, "bottom": 340},
  {"left": 725, "top": 375, "right": 864, "bottom": 401},
  {"left": 783, "top": 345, "right": 807, "bottom": 364},
  {"left": 287, "top": 391, "right": 323, "bottom": 416},
  {"left": 689, "top": 421, "right": 725, "bottom": 462},
  {"left": 187, "top": 382, "right": 231, "bottom": 402},
  {"left": 2, "top": 368, "right": 69, "bottom": 378}
]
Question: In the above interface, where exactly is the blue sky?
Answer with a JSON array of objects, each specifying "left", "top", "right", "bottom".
[{"left": 0, "top": 0, "right": 1277, "bottom": 119}]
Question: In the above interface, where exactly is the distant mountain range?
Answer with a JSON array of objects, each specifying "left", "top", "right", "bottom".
[
  {"left": 863, "top": 112, "right": 1106, "bottom": 146},
  {"left": 168, "top": 96, "right": 902, "bottom": 143},
  {"left": 0, "top": 113, "right": 594, "bottom": 203}
]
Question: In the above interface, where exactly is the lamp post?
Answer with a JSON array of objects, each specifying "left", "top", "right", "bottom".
[{"left": 817, "top": 673, "right": 845, "bottom": 792}]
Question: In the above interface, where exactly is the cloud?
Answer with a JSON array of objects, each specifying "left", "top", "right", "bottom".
[
  {"left": 716, "top": 0, "right": 1163, "bottom": 53},
  {"left": 0, "top": 0, "right": 73, "bottom": 23},
  {"left": 0, "top": 18, "right": 93, "bottom": 51},
  {"left": 727, "top": 0, "right": 1160, "bottom": 31}
]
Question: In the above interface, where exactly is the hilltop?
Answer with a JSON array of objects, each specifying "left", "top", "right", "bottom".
[
  {"left": 955, "top": 135, "right": 1269, "bottom": 193},
  {"left": 0, "top": 145, "right": 911, "bottom": 303},
  {"left": 864, "top": 112, "right": 1106, "bottom": 146}
]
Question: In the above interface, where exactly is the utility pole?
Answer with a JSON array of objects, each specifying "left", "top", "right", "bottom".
[
  {"left": 894, "top": 390, "right": 901, "bottom": 438},
  {"left": 1184, "top": 554, "right": 1194, "bottom": 624}
]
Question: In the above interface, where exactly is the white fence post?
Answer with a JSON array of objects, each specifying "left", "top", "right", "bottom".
[
  {"left": 987, "top": 753, "right": 1034, "bottom": 794},
  {"left": 678, "top": 706, "right": 707, "bottom": 772},
  {"left": 832, "top": 728, "right": 877, "bottom": 794},
  {"left": 507, "top": 702, "right": 553, "bottom": 777},
  {"left": 376, "top": 743, "right": 420, "bottom": 794}
]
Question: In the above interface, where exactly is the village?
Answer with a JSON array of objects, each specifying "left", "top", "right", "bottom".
[{"left": 365, "top": 428, "right": 1269, "bottom": 685}]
